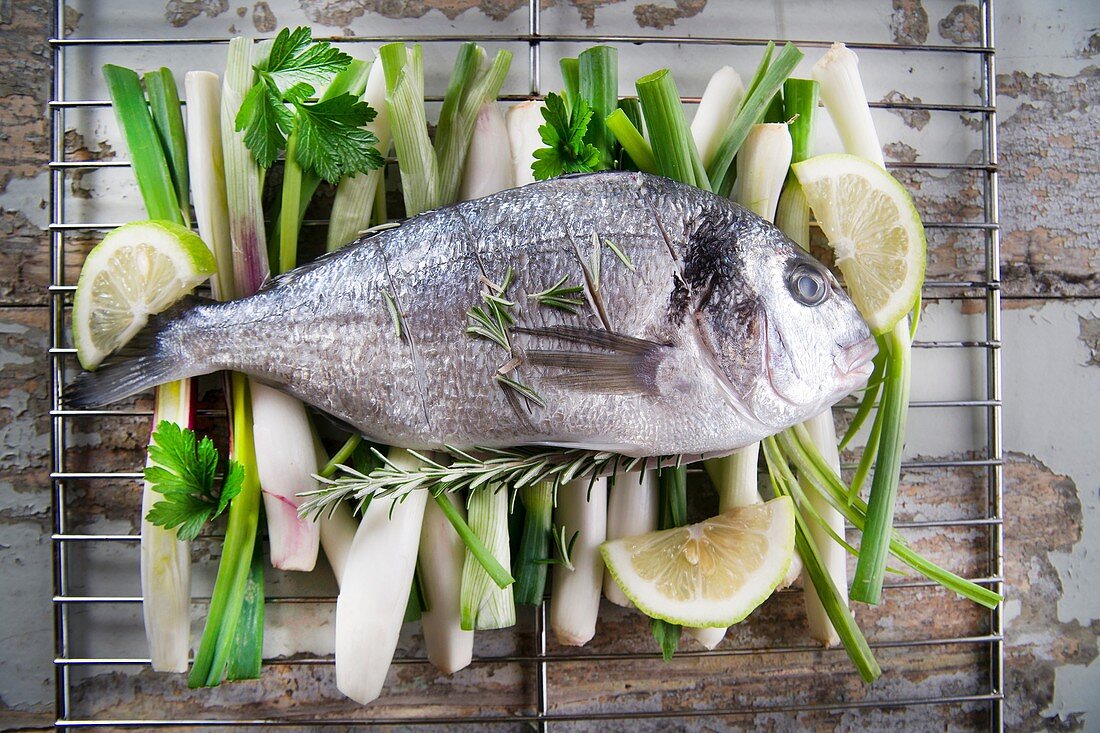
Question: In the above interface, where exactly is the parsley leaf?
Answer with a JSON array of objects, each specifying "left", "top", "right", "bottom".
[
  {"left": 258, "top": 26, "right": 351, "bottom": 92},
  {"left": 144, "top": 421, "right": 245, "bottom": 542},
  {"left": 294, "top": 94, "right": 383, "bottom": 183},
  {"left": 236, "top": 81, "right": 295, "bottom": 169},
  {"left": 532, "top": 92, "right": 602, "bottom": 181}
]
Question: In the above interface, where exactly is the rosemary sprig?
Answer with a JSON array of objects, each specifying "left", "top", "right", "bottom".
[
  {"left": 300, "top": 445, "right": 673, "bottom": 520},
  {"left": 529, "top": 275, "right": 585, "bottom": 314},
  {"left": 494, "top": 373, "right": 547, "bottom": 409},
  {"left": 603, "top": 237, "right": 636, "bottom": 272},
  {"left": 465, "top": 267, "right": 516, "bottom": 350},
  {"left": 542, "top": 523, "right": 580, "bottom": 571},
  {"left": 381, "top": 290, "right": 403, "bottom": 340}
]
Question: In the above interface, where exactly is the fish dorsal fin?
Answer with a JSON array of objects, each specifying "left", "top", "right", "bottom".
[{"left": 514, "top": 326, "right": 670, "bottom": 395}]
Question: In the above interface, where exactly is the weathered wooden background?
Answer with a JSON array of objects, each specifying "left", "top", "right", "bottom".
[{"left": 1, "top": 0, "right": 1097, "bottom": 730}]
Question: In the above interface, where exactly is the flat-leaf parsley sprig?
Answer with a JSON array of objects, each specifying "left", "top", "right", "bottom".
[
  {"left": 144, "top": 420, "right": 244, "bottom": 541},
  {"left": 235, "top": 26, "right": 383, "bottom": 183},
  {"left": 532, "top": 92, "right": 601, "bottom": 180}
]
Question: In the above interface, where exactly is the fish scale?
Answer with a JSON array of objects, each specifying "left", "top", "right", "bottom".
[{"left": 69, "top": 172, "right": 876, "bottom": 459}]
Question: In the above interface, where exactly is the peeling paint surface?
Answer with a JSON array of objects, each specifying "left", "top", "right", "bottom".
[{"left": 1, "top": 0, "right": 1099, "bottom": 730}]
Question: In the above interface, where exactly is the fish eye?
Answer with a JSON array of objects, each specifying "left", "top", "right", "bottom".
[{"left": 787, "top": 262, "right": 830, "bottom": 307}]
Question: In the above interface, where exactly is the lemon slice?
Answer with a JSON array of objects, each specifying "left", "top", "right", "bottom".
[
  {"left": 600, "top": 497, "right": 795, "bottom": 628},
  {"left": 792, "top": 153, "right": 926, "bottom": 334},
  {"left": 73, "top": 220, "right": 216, "bottom": 370}
]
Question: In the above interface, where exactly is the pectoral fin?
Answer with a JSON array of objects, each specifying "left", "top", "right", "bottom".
[{"left": 515, "top": 326, "right": 669, "bottom": 395}]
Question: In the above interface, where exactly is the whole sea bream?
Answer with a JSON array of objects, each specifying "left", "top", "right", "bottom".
[{"left": 71, "top": 172, "right": 876, "bottom": 457}]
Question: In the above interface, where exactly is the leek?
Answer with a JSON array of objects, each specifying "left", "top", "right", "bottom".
[
  {"left": 460, "top": 487, "right": 516, "bottom": 630},
  {"left": 812, "top": 43, "right": 913, "bottom": 605},
  {"left": 550, "top": 477, "right": 607, "bottom": 646},
  {"left": 603, "top": 470, "right": 658, "bottom": 607},
  {"left": 335, "top": 450, "right": 428, "bottom": 705}
]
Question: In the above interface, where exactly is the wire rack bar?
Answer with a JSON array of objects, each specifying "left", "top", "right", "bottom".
[
  {"left": 48, "top": 33, "right": 993, "bottom": 54},
  {"left": 49, "top": 0, "right": 1002, "bottom": 729}
]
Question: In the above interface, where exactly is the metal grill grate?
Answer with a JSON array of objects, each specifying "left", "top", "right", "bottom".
[{"left": 48, "top": 0, "right": 1004, "bottom": 728}]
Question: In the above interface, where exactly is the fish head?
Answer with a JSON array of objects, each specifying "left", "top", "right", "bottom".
[{"left": 690, "top": 213, "right": 876, "bottom": 429}]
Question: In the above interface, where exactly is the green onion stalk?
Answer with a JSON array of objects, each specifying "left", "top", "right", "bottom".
[
  {"left": 341, "top": 40, "right": 513, "bottom": 683},
  {"left": 695, "top": 119, "right": 795, "bottom": 652},
  {"left": 626, "top": 67, "right": 709, "bottom": 653},
  {"left": 550, "top": 476, "right": 609, "bottom": 646},
  {"left": 603, "top": 470, "right": 659, "bottom": 607},
  {"left": 102, "top": 63, "right": 194, "bottom": 674},
  {"left": 335, "top": 450, "right": 429, "bottom": 704},
  {"left": 650, "top": 467, "right": 687, "bottom": 660},
  {"left": 327, "top": 59, "right": 392, "bottom": 250},
  {"left": 179, "top": 37, "right": 272, "bottom": 686},
  {"left": 773, "top": 77, "right": 851, "bottom": 647},
  {"left": 811, "top": 42, "right": 913, "bottom": 605},
  {"left": 542, "top": 48, "right": 618, "bottom": 645}
]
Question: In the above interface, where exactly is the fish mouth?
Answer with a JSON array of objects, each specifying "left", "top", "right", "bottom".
[{"left": 835, "top": 337, "right": 878, "bottom": 380}]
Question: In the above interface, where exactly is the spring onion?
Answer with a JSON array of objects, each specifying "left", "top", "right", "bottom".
[
  {"left": 506, "top": 101, "right": 545, "bottom": 186},
  {"left": 189, "top": 372, "right": 262, "bottom": 687},
  {"left": 812, "top": 43, "right": 913, "bottom": 605},
  {"left": 143, "top": 68, "right": 191, "bottom": 227},
  {"left": 603, "top": 470, "right": 658, "bottom": 608},
  {"left": 335, "top": 450, "right": 429, "bottom": 704},
  {"left": 513, "top": 480, "right": 554, "bottom": 606},
  {"left": 691, "top": 66, "right": 744, "bottom": 169},
  {"left": 327, "top": 58, "right": 391, "bottom": 251},
  {"left": 103, "top": 63, "right": 196, "bottom": 674},
  {"left": 705, "top": 42, "right": 804, "bottom": 194},
  {"left": 184, "top": 71, "right": 233, "bottom": 300},
  {"left": 551, "top": 477, "right": 608, "bottom": 646},
  {"left": 418, "top": 492, "right": 474, "bottom": 672},
  {"left": 140, "top": 380, "right": 192, "bottom": 673},
  {"left": 459, "top": 102, "right": 514, "bottom": 200},
  {"left": 319, "top": 498, "right": 357, "bottom": 586},
  {"left": 460, "top": 486, "right": 516, "bottom": 630},
  {"left": 771, "top": 76, "right": 849, "bottom": 646},
  {"left": 578, "top": 45, "right": 618, "bottom": 170}
]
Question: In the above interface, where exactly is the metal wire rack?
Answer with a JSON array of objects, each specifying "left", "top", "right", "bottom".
[{"left": 49, "top": 0, "right": 1003, "bottom": 728}]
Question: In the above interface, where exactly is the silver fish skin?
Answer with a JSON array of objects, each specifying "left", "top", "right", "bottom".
[{"left": 70, "top": 172, "right": 876, "bottom": 458}]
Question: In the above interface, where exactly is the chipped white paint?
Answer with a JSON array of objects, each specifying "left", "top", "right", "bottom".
[
  {"left": 1002, "top": 301, "right": 1100, "bottom": 725},
  {"left": 0, "top": 170, "right": 50, "bottom": 231}
]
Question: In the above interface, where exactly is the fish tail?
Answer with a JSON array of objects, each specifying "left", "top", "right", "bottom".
[{"left": 67, "top": 296, "right": 209, "bottom": 408}]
